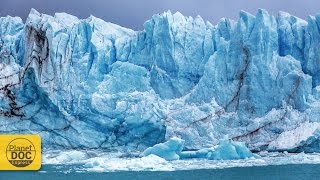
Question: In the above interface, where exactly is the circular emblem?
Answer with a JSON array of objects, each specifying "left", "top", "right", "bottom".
[{"left": 6, "top": 138, "right": 36, "bottom": 167}]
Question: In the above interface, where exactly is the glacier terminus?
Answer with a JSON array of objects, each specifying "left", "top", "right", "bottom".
[{"left": 2, "top": 8, "right": 320, "bottom": 161}]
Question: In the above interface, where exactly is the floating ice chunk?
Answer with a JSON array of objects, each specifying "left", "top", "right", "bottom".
[
  {"left": 179, "top": 148, "right": 214, "bottom": 159},
  {"left": 84, "top": 154, "right": 173, "bottom": 172},
  {"left": 233, "top": 141, "right": 256, "bottom": 159},
  {"left": 143, "top": 137, "right": 254, "bottom": 161},
  {"left": 180, "top": 139, "right": 254, "bottom": 160},
  {"left": 142, "top": 137, "right": 185, "bottom": 160},
  {"left": 208, "top": 139, "right": 255, "bottom": 160},
  {"left": 42, "top": 150, "right": 89, "bottom": 164}
]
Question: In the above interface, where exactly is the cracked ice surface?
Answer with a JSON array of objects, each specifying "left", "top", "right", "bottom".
[{"left": 1, "top": 9, "right": 320, "bottom": 153}]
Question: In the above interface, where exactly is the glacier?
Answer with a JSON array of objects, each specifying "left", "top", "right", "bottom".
[{"left": 1, "top": 9, "right": 320, "bottom": 155}]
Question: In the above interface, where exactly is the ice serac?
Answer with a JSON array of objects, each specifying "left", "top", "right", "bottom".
[
  {"left": 1, "top": 9, "right": 320, "bottom": 153},
  {"left": 127, "top": 11, "right": 215, "bottom": 99},
  {"left": 1, "top": 9, "right": 165, "bottom": 150},
  {"left": 188, "top": 9, "right": 310, "bottom": 117},
  {"left": 0, "top": 16, "right": 24, "bottom": 119}
]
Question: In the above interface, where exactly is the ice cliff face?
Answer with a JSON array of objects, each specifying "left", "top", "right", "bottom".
[{"left": 1, "top": 9, "right": 320, "bottom": 152}]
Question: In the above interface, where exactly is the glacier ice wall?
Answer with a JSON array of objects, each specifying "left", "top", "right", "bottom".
[{"left": 1, "top": 9, "right": 320, "bottom": 152}]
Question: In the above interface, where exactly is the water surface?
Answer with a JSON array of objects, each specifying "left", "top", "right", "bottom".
[{"left": 1, "top": 164, "right": 320, "bottom": 180}]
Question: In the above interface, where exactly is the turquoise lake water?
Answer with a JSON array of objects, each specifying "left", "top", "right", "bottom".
[{"left": 1, "top": 164, "right": 320, "bottom": 180}]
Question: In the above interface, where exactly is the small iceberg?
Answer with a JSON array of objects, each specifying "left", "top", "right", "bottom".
[
  {"left": 142, "top": 137, "right": 185, "bottom": 161},
  {"left": 207, "top": 139, "right": 255, "bottom": 160},
  {"left": 142, "top": 137, "right": 255, "bottom": 161}
]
